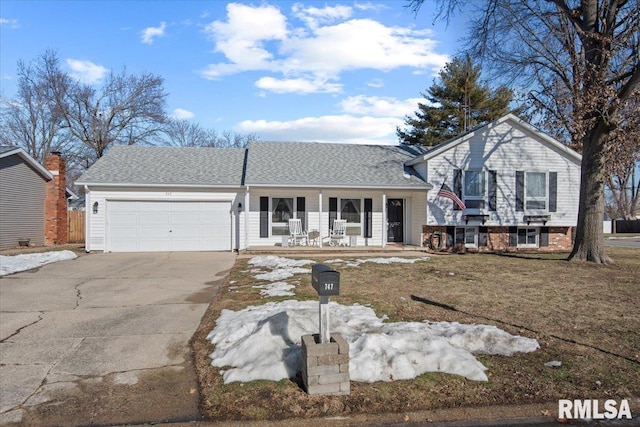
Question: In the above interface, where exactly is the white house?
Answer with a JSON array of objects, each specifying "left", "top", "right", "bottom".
[
  {"left": 407, "top": 114, "right": 582, "bottom": 251},
  {"left": 76, "top": 114, "right": 581, "bottom": 253}
]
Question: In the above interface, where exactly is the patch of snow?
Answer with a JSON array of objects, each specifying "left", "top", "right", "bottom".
[
  {"left": 544, "top": 360, "right": 562, "bottom": 368},
  {"left": 253, "top": 282, "right": 296, "bottom": 297},
  {"left": 248, "top": 256, "right": 314, "bottom": 269},
  {"left": 328, "top": 257, "right": 430, "bottom": 268},
  {"left": 207, "top": 300, "right": 539, "bottom": 384},
  {"left": 0, "top": 250, "right": 78, "bottom": 276},
  {"left": 254, "top": 268, "right": 311, "bottom": 281}
]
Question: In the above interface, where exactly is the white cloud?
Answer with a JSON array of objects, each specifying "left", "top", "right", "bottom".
[
  {"left": 291, "top": 3, "right": 352, "bottom": 28},
  {"left": 0, "top": 18, "right": 19, "bottom": 29},
  {"left": 236, "top": 114, "right": 402, "bottom": 145},
  {"left": 340, "top": 95, "right": 423, "bottom": 117},
  {"left": 235, "top": 94, "right": 427, "bottom": 144},
  {"left": 366, "top": 78, "right": 384, "bottom": 88},
  {"left": 141, "top": 22, "right": 166, "bottom": 45},
  {"left": 171, "top": 108, "right": 194, "bottom": 120},
  {"left": 200, "top": 3, "right": 449, "bottom": 93},
  {"left": 66, "top": 59, "right": 108, "bottom": 85},
  {"left": 255, "top": 76, "right": 342, "bottom": 94},
  {"left": 202, "top": 3, "right": 287, "bottom": 78}
]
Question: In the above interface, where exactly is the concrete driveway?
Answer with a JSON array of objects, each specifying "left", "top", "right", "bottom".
[{"left": 0, "top": 251, "right": 236, "bottom": 426}]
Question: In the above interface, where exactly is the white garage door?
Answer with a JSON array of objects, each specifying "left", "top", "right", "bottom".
[{"left": 106, "top": 200, "right": 231, "bottom": 252}]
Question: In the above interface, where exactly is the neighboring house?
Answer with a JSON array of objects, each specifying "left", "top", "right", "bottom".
[
  {"left": 76, "top": 114, "right": 582, "bottom": 253},
  {"left": 407, "top": 114, "right": 582, "bottom": 251},
  {"left": 0, "top": 147, "right": 69, "bottom": 250}
]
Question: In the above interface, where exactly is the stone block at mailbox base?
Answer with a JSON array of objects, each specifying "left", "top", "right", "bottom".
[{"left": 301, "top": 333, "right": 350, "bottom": 395}]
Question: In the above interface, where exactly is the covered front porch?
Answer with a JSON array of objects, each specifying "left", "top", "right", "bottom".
[{"left": 240, "top": 187, "right": 429, "bottom": 250}]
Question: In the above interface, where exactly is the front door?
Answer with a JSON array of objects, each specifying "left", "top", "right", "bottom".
[{"left": 387, "top": 199, "right": 404, "bottom": 243}]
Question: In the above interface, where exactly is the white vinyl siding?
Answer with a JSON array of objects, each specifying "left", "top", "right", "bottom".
[{"left": 424, "top": 121, "right": 581, "bottom": 227}]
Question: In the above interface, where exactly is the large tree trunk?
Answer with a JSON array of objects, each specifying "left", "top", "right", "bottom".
[{"left": 569, "top": 126, "right": 612, "bottom": 263}]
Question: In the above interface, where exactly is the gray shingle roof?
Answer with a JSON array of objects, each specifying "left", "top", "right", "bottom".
[
  {"left": 245, "top": 141, "right": 430, "bottom": 188},
  {"left": 76, "top": 146, "right": 246, "bottom": 186}
]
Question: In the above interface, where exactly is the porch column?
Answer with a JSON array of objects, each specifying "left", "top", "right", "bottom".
[
  {"left": 244, "top": 187, "right": 250, "bottom": 250},
  {"left": 84, "top": 185, "right": 91, "bottom": 252},
  {"left": 382, "top": 191, "right": 387, "bottom": 248},
  {"left": 318, "top": 190, "right": 323, "bottom": 248}
]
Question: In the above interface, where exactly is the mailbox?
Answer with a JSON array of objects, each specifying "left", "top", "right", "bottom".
[{"left": 311, "top": 264, "right": 340, "bottom": 296}]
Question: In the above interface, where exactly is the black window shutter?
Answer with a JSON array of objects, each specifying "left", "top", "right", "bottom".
[
  {"left": 329, "top": 197, "right": 337, "bottom": 230},
  {"left": 296, "top": 197, "right": 306, "bottom": 230},
  {"left": 479, "top": 226, "right": 488, "bottom": 247},
  {"left": 446, "top": 226, "right": 455, "bottom": 247},
  {"left": 488, "top": 170, "right": 497, "bottom": 211},
  {"left": 259, "top": 197, "right": 269, "bottom": 238},
  {"left": 516, "top": 171, "right": 524, "bottom": 212},
  {"left": 540, "top": 227, "right": 549, "bottom": 247},
  {"left": 453, "top": 169, "right": 463, "bottom": 211},
  {"left": 548, "top": 172, "right": 557, "bottom": 212},
  {"left": 508, "top": 226, "right": 518, "bottom": 246},
  {"left": 364, "top": 198, "right": 373, "bottom": 238}
]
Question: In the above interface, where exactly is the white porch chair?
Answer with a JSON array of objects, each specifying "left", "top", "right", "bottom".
[
  {"left": 288, "top": 218, "right": 308, "bottom": 246},
  {"left": 329, "top": 219, "right": 347, "bottom": 246}
]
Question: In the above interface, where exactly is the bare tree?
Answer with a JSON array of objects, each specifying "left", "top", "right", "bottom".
[
  {"left": 161, "top": 119, "right": 214, "bottom": 147},
  {"left": 161, "top": 119, "right": 259, "bottom": 148},
  {"left": 408, "top": 0, "right": 640, "bottom": 263},
  {"left": 0, "top": 51, "right": 75, "bottom": 162},
  {"left": 55, "top": 67, "right": 168, "bottom": 163},
  {"left": 604, "top": 94, "right": 640, "bottom": 219}
]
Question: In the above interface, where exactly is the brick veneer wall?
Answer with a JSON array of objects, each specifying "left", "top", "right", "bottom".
[
  {"left": 422, "top": 225, "right": 574, "bottom": 253},
  {"left": 44, "top": 152, "right": 68, "bottom": 245}
]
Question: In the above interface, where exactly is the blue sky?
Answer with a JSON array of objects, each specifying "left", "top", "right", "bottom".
[{"left": 0, "top": 1, "right": 469, "bottom": 145}]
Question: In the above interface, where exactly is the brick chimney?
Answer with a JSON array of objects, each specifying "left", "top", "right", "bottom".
[{"left": 44, "top": 152, "right": 68, "bottom": 245}]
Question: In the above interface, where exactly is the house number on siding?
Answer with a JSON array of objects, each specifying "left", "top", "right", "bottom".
[{"left": 165, "top": 192, "right": 172, "bottom": 196}]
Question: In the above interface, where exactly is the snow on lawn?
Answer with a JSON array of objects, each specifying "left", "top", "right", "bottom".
[
  {"left": 0, "top": 250, "right": 78, "bottom": 276},
  {"left": 252, "top": 281, "right": 297, "bottom": 297},
  {"left": 207, "top": 300, "right": 539, "bottom": 384},
  {"left": 326, "top": 256, "right": 430, "bottom": 268},
  {"left": 210, "top": 255, "right": 538, "bottom": 384}
]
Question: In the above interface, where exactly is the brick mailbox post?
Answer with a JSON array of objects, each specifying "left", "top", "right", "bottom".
[{"left": 301, "top": 264, "right": 350, "bottom": 395}]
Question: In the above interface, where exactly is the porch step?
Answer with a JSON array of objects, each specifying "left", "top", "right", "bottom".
[{"left": 241, "top": 245, "right": 428, "bottom": 256}]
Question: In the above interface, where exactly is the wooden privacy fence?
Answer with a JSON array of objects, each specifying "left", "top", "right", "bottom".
[{"left": 68, "top": 210, "right": 85, "bottom": 243}]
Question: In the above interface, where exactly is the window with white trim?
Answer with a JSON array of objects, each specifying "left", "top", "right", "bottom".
[
  {"left": 340, "top": 198, "right": 362, "bottom": 235},
  {"left": 525, "top": 172, "right": 546, "bottom": 210},
  {"left": 464, "top": 170, "right": 486, "bottom": 209},
  {"left": 517, "top": 227, "right": 538, "bottom": 247},
  {"left": 271, "top": 197, "right": 293, "bottom": 236},
  {"left": 455, "top": 226, "right": 477, "bottom": 248}
]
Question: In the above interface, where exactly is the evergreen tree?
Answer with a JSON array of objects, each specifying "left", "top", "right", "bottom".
[{"left": 397, "top": 55, "right": 513, "bottom": 146}]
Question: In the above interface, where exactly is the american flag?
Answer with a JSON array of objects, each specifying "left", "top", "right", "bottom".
[{"left": 437, "top": 183, "right": 466, "bottom": 209}]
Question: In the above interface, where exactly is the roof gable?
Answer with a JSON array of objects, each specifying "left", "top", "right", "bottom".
[
  {"left": 0, "top": 146, "right": 53, "bottom": 180},
  {"left": 406, "top": 114, "right": 582, "bottom": 166}
]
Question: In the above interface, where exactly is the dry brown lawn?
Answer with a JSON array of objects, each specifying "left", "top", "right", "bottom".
[{"left": 192, "top": 247, "right": 640, "bottom": 422}]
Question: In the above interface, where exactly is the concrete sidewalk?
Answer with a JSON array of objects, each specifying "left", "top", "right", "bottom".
[{"left": 0, "top": 251, "right": 236, "bottom": 426}]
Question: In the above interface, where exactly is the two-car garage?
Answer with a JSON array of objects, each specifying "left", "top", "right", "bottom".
[{"left": 105, "top": 200, "right": 233, "bottom": 252}]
